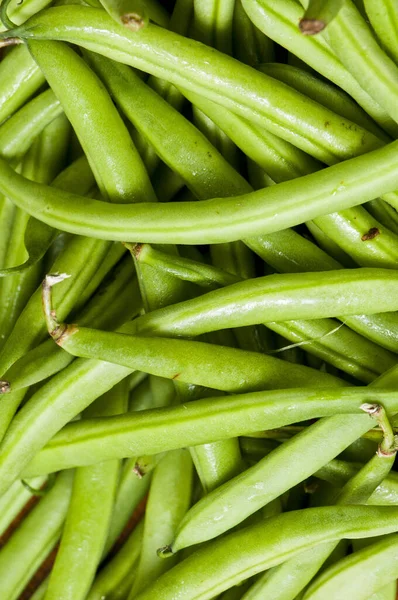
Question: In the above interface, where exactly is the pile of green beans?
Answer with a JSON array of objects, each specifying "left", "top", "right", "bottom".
[{"left": 1, "top": 0, "right": 398, "bottom": 598}]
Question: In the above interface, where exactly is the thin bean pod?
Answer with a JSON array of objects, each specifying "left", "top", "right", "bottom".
[
  {"left": 303, "top": 534, "right": 398, "bottom": 600},
  {"left": 44, "top": 382, "right": 127, "bottom": 600},
  {"left": 129, "top": 450, "right": 193, "bottom": 595},
  {"left": 1, "top": 5, "right": 387, "bottom": 165},
  {"left": 87, "top": 522, "right": 144, "bottom": 600},
  {"left": 243, "top": 404, "right": 397, "bottom": 600},
  {"left": 0, "top": 476, "right": 47, "bottom": 537},
  {"left": 241, "top": 0, "right": 398, "bottom": 135},
  {"left": 134, "top": 245, "right": 396, "bottom": 382},
  {"left": 364, "top": 0, "right": 398, "bottom": 65},
  {"left": 21, "top": 386, "right": 398, "bottom": 476},
  {"left": 322, "top": 0, "right": 398, "bottom": 125},
  {"left": 0, "top": 470, "right": 73, "bottom": 600},
  {"left": 98, "top": 0, "right": 169, "bottom": 30},
  {"left": 4, "top": 138, "right": 398, "bottom": 240},
  {"left": 0, "top": 44, "right": 45, "bottom": 125},
  {"left": 134, "top": 505, "right": 398, "bottom": 600},
  {"left": 233, "top": 0, "right": 274, "bottom": 65}
]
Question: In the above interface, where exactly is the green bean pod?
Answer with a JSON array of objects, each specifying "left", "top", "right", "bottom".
[
  {"left": 44, "top": 382, "right": 127, "bottom": 600},
  {"left": 129, "top": 450, "right": 193, "bottom": 595},
  {"left": 321, "top": 0, "right": 398, "bottom": 125},
  {"left": 364, "top": 0, "right": 398, "bottom": 65},
  {"left": 0, "top": 0, "right": 52, "bottom": 31},
  {"left": 233, "top": 0, "right": 274, "bottom": 65},
  {"left": 0, "top": 470, "right": 73, "bottom": 600},
  {"left": 134, "top": 245, "right": 396, "bottom": 382},
  {"left": 28, "top": 40, "right": 156, "bottom": 204},
  {"left": 258, "top": 62, "right": 386, "bottom": 138},
  {"left": 87, "top": 522, "right": 144, "bottom": 600},
  {"left": 2, "top": 5, "right": 387, "bottom": 164},
  {"left": 241, "top": 0, "right": 397, "bottom": 135},
  {"left": 243, "top": 405, "right": 397, "bottom": 600},
  {"left": 0, "top": 88, "right": 62, "bottom": 163},
  {"left": 21, "top": 385, "right": 398, "bottom": 477},
  {"left": 0, "top": 44, "right": 45, "bottom": 125},
  {"left": 304, "top": 534, "right": 398, "bottom": 600},
  {"left": 134, "top": 505, "right": 398, "bottom": 600},
  {"left": 0, "top": 476, "right": 47, "bottom": 537},
  {"left": 98, "top": 0, "right": 169, "bottom": 31}
]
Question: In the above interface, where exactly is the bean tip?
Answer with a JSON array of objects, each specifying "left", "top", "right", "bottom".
[
  {"left": 299, "top": 18, "right": 326, "bottom": 35},
  {"left": 360, "top": 402, "right": 381, "bottom": 416},
  {"left": 0, "top": 36, "right": 23, "bottom": 47},
  {"left": 0, "top": 380, "right": 10, "bottom": 394},
  {"left": 157, "top": 545, "right": 174, "bottom": 558},
  {"left": 121, "top": 12, "right": 147, "bottom": 31}
]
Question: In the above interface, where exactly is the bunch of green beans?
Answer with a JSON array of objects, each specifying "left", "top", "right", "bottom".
[{"left": 0, "top": 0, "right": 398, "bottom": 598}]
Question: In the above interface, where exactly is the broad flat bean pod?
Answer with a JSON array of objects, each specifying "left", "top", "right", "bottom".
[
  {"left": 133, "top": 505, "right": 398, "bottom": 600},
  {"left": 0, "top": 5, "right": 386, "bottom": 165},
  {"left": 304, "top": 533, "right": 398, "bottom": 599},
  {"left": 21, "top": 386, "right": 398, "bottom": 476},
  {"left": 4, "top": 140, "right": 398, "bottom": 242}
]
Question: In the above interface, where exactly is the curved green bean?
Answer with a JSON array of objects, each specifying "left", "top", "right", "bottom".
[
  {"left": 22, "top": 386, "right": 398, "bottom": 476},
  {"left": 1, "top": 5, "right": 386, "bottom": 164},
  {"left": 134, "top": 505, "right": 398, "bottom": 600},
  {"left": 303, "top": 534, "right": 398, "bottom": 600},
  {"left": 4, "top": 138, "right": 398, "bottom": 240},
  {"left": 28, "top": 40, "right": 155, "bottom": 204}
]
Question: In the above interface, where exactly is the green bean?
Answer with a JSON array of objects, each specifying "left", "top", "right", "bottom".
[
  {"left": 0, "top": 115, "right": 70, "bottom": 352},
  {"left": 364, "top": 0, "right": 398, "bottom": 65},
  {"left": 192, "top": 0, "right": 234, "bottom": 54},
  {"left": 233, "top": 0, "right": 274, "bottom": 65},
  {"left": 44, "top": 382, "right": 127, "bottom": 600},
  {"left": 184, "top": 90, "right": 322, "bottom": 183},
  {"left": 312, "top": 207, "right": 398, "bottom": 268},
  {"left": 0, "top": 44, "right": 45, "bottom": 125},
  {"left": 129, "top": 450, "right": 193, "bottom": 595},
  {"left": 28, "top": 40, "right": 156, "bottom": 204},
  {"left": 241, "top": 0, "right": 397, "bottom": 136},
  {"left": 4, "top": 137, "right": 398, "bottom": 242},
  {"left": 0, "top": 476, "right": 47, "bottom": 537},
  {"left": 134, "top": 245, "right": 396, "bottom": 382},
  {"left": 87, "top": 522, "right": 144, "bottom": 600},
  {"left": 321, "top": 0, "right": 398, "bottom": 125},
  {"left": 2, "top": 5, "right": 387, "bottom": 164},
  {"left": 136, "top": 505, "right": 398, "bottom": 600},
  {"left": 103, "top": 461, "right": 149, "bottom": 557},
  {"left": 0, "top": 88, "right": 62, "bottom": 163},
  {"left": 0, "top": 470, "right": 73, "bottom": 600},
  {"left": 159, "top": 365, "right": 398, "bottom": 552},
  {"left": 244, "top": 404, "right": 398, "bottom": 600},
  {"left": 299, "top": 0, "right": 345, "bottom": 35},
  {"left": 303, "top": 534, "right": 398, "bottom": 599},
  {"left": 22, "top": 385, "right": 398, "bottom": 477},
  {"left": 258, "top": 62, "right": 386, "bottom": 138}
]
